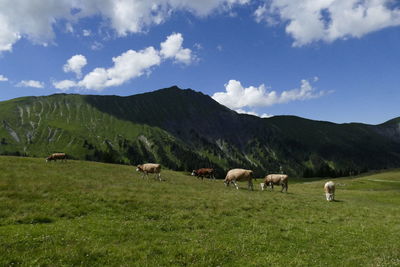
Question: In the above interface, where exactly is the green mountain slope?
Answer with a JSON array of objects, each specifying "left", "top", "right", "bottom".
[{"left": 1, "top": 86, "right": 400, "bottom": 177}]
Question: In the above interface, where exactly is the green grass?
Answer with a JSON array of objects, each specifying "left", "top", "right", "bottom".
[{"left": 1, "top": 156, "right": 399, "bottom": 266}]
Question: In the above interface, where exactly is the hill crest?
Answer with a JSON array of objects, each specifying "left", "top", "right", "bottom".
[{"left": 1, "top": 86, "right": 400, "bottom": 177}]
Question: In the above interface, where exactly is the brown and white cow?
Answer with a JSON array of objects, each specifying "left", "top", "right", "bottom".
[
  {"left": 191, "top": 168, "right": 215, "bottom": 180},
  {"left": 324, "top": 181, "right": 335, "bottom": 201},
  {"left": 46, "top": 153, "right": 67, "bottom": 162},
  {"left": 136, "top": 163, "right": 162, "bottom": 181},
  {"left": 224, "top": 169, "right": 254, "bottom": 190},
  {"left": 260, "top": 174, "right": 288, "bottom": 192}
]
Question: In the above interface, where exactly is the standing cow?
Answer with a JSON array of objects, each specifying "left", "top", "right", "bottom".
[
  {"left": 224, "top": 169, "right": 254, "bottom": 190},
  {"left": 324, "top": 181, "right": 335, "bottom": 201},
  {"left": 191, "top": 168, "right": 215, "bottom": 180},
  {"left": 260, "top": 174, "right": 288, "bottom": 192},
  {"left": 136, "top": 163, "right": 162, "bottom": 181},
  {"left": 46, "top": 153, "right": 67, "bottom": 162}
]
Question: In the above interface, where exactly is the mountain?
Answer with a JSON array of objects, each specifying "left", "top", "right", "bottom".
[{"left": 1, "top": 86, "right": 400, "bottom": 178}]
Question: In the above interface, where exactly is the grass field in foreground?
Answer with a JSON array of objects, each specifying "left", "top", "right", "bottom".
[{"left": 0, "top": 156, "right": 399, "bottom": 266}]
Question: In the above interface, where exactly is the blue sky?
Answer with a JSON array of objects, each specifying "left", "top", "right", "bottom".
[{"left": 0, "top": 0, "right": 399, "bottom": 124}]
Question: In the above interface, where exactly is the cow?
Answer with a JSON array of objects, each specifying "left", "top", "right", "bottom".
[
  {"left": 46, "top": 153, "right": 67, "bottom": 162},
  {"left": 191, "top": 168, "right": 215, "bottom": 180},
  {"left": 136, "top": 163, "right": 162, "bottom": 181},
  {"left": 260, "top": 174, "right": 288, "bottom": 192},
  {"left": 324, "top": 181, "right": 335, "bottom": 201},
  {"left": 224, "top": 169, "right": 254, "bottom": 190}
]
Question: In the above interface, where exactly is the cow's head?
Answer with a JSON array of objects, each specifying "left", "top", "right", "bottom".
[
  {"left": 326, "top": 193, "right": 334, "bottom": 201},
  {"left": 260, "top": 183, "right": 265, "bottom": 191},
  {"left": 191, "top": 170, "right": 197, "bottom": 176},
  {"left": 136, "top": 165, "right": 143, "bottom": 172}
]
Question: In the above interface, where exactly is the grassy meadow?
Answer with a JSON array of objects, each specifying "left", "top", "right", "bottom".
[{"left": 0, "top": 156, "right": 399, "bottom": 266}]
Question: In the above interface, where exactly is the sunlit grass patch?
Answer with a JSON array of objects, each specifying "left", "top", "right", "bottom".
[{"left": 0, "top": 156, "right": 399, "bottom": 266}]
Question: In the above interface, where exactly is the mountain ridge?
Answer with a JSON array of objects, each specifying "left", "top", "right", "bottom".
[{"left": 1, "top": 86, "right": 400, "bottom": 177}]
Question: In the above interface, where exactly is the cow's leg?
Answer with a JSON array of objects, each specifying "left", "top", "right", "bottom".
[
  {"left": 260, "top": 183, "right": 265, "bottom": 191},
  {"left": 233, "top": 180, "right": 239, "bottom": 190},
  {"left": 248, "top": 180, "right": 253, "bottom": 191},
  {"left": 158, "top": 173, "right": 162, "bottom": 181}
]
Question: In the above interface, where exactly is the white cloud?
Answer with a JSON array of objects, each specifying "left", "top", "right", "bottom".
[
  {"left": 212, "top": 79, "right": 327, "bottom": 109},
  {"left": 235, "top": 108, "right": 273, "bottom": 118},
  {"left": 0, "top": 75, "right": 8, "bottom": 82},
  {"left": 79, "top": 47, "right": 161, "bottom": 91},
  {"left": 54, "top": 33, "right": 192, "bottom": 91},
  {"left": 0, "top": 0, "right": 249, "bottom": 52},
  {"left": 83, "top": 29, "right": 91, "bottom": 36},
  {"left": 2, "top": 0, "right": 400, "bottom": 51},
  {"left": 160, "top": 33, "right": 194, "bottom": 64},
  {"left": 63, "top": 54, "right": 87, "bottom": 78},
  {"left": 17, "top": 80, "right": 44, "bottom": 88},
  {"left": 53, "top": 80, "right": 77, "bottom": 91},
  {"left": 255, "top": 0, "right": 400, "bottom": 46}
]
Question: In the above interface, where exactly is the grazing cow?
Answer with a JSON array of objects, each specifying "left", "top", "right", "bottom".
[
  {"left": 224, "top": 169, "right": 254, "bottom": 190},
  {"left": 191, "top": 168, "right": 215, "bottom": 180},
  {"left": 136, "top": 163, "right": 162, "bottom": 181},
  {"left": 324, "top": 181, "right": 335, "bottom": 201},
  {"left": 46, "top": 153, "right": 67, "bottom": 162},
  {"left": 260, "top": 174, "right": 288, "bottom": 192}
]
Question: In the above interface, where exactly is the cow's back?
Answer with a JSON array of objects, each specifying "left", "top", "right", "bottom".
[
  {"left": 324, "top": 181, "right": 335, "bottom": 192},
  {"left": 143, "top": 163, "right": 161, "bottom": 173},
  {"left": 198, "top": 168, "right": 213, "bottom": 175},
  {"left": 265, "top": 174, "right": 288, "bottom": 183},
  {"left": 227, "top": 169, "right": 252, "bottom": 181}
]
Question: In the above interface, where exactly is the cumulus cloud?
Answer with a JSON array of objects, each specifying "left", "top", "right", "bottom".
[
  {"left": 17, "top": 80, "right": 44, "bottom": 88},
  {"left": 53, "top": 80, "right": 77, "bottom": 91},
  {"left": 160, "top": 33, "right": 193, "bottom": 64},
  {"left": 54, "top": 33, "right": 192, "bottom": 91},
  {"left": 79, "top": 47, "right": 161, "bottom": 91},
  {"left": 0, "top": 0, "right": 249, "bottom": 52},
  {"left": 255, "top": 0, "right": 400, "bottom": 46},
  {"left": 212, "top": 79, "right": 327, "bottom": 109},
  {"left": 63, "top": 55, "right": 87, "bottom": 78},
  {"left": 0, "top": 75, "right": 8, "bottom": 82}
]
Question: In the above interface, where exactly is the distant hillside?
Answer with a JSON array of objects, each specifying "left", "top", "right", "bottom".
[{"left": 1, "top": 86, "right": 400, "bottom": 177}]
